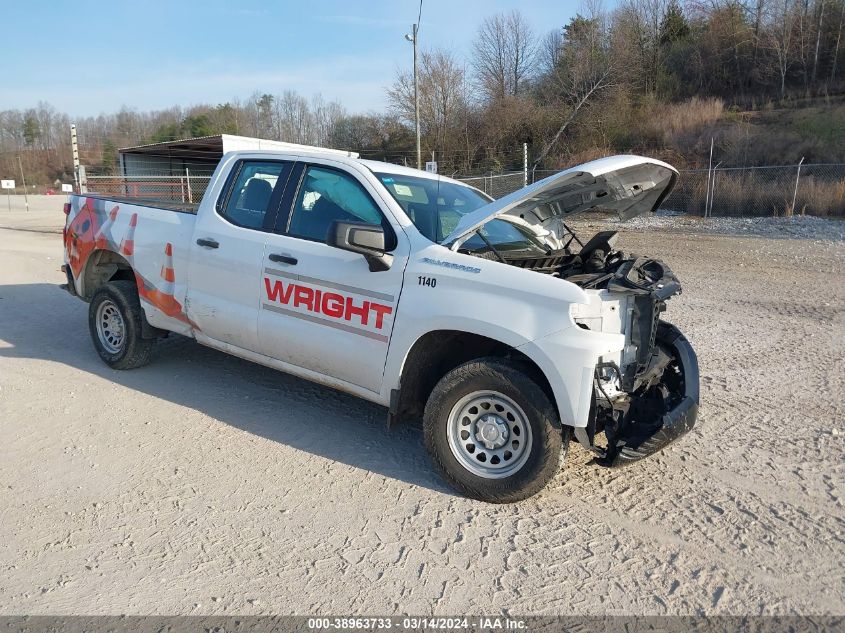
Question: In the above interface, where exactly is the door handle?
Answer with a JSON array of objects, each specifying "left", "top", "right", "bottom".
[
  {"left": 269, "top": 253, "right": 298, "bottom": 265},
  {"left": 196, "top": 238, "right": 219, "bottom": 249}
]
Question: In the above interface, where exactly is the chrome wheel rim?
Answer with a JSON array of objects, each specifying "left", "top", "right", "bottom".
[
  {"left": 96, "top": 300, "right": 125, "bottom": 354},
  {"left": 447, "top": 390, "right": 533, "bottom": 479}
]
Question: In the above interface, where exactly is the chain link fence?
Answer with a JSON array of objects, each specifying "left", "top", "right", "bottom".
[
  {"left": 85, "top": 174, "right": 212, "bottom": 205},
  {"left": 83, "top": 162, "right": 845, "bottom": 219},
  {"left": 456, "top": 172, "right": 526, "bottom": 199},
  {"left": 479, "top": 163, "right": 845, "bottom": 218},
  {"left": 662, "top": 163, "right": 845, "bottom": 217}
]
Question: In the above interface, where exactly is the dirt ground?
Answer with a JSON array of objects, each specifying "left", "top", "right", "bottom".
[{"left": 0, "top": 197, "right": 843, "bottom": 615}]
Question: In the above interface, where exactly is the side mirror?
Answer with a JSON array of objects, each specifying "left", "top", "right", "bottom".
[{"left": 326, "top": 220, "right": 393, "bottom": 272}]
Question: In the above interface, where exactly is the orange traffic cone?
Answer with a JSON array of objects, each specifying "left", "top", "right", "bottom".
[
  {"left": 152, "top": 242, "right": 180, "bottom": 318},
  {"left": 95, "top": 205, "right": 119, "bottom": 250},
  {"left": 136, "top": 243, "right": 196, "bottom": 329},
  {"left": 160, "top": 242, "right": 176, "bottom": 296},
  {"left": 120, "top": 213, "right": 137, "bottom": 257}
]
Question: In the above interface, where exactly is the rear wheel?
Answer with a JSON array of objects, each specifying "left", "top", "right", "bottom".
[
  {"left": 88, "top": 280, "right": 154, "bottom": 369},
  {"left": 423, "top": 358, "right": 566, "bottom": 503}
]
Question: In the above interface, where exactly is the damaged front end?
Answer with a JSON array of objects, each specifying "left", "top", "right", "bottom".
[
  {"left": 443, "top": 154, "right": 698, "bottom": 465},
  {"left": 570, "top": 253, "right": 700, "bottom": 466},
  {"left": 591, "top": 322, "right": 699, "bottom": 466},
  {"left": 455, "top": 219, "right": 701, "bottom": 465}
]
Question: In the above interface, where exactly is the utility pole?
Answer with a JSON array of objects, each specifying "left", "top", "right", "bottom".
[
  {"left": 405, "top": 2, "right": 423, "bottom": 170},
  {"left": 17, "top": 155, "right": 29, "bottom": 211},
  {"left": 523, "top": 142, "right": 528, "bottom": 187},
  {"left": 71, "top": 124, "right": 80, "bottom": 192},
  {"left": 405, "top": 23, "right": 421, "bottom": 170}
]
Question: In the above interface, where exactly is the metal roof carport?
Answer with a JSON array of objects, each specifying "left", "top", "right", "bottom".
[{"left": 118, "top": 135, "right": 358, "bottom": 178}]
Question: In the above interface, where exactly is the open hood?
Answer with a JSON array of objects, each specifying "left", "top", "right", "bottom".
[{"left": 444, "top": 155, "right": 678, "bottom": 248}]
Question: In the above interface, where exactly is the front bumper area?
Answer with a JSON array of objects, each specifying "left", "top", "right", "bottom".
[
  {"left": 518, "top": 325, "right": 627, "bottom": 432},
  {"left": 601, "top": 322, "right": 700, "bottom": 467}
]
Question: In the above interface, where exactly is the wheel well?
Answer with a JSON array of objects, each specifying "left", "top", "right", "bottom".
[
  {"left": 81, "top": 250, "right": 135, "bottom": 301},
  {"left": 393, "top": 330, "right": 557, "bottom": 426}
]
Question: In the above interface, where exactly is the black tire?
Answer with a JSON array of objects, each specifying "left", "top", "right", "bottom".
[
  {"left": 88, "top": 280, "right": 154, "bottom": 370},
  {"left": 423, "top": 357, "right": 567, "bottom": 503}
]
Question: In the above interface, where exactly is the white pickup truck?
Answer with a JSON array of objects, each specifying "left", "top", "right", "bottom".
[{"left": 61, "top": 147, "right": 699, "bottom": 502}]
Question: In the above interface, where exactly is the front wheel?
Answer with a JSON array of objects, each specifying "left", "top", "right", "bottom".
[
  {"left": 423, "top": 358, "right": 567, "bottom": 503},
  {"left": 88, "top": 280, "right": 154, "bottom": 370}
]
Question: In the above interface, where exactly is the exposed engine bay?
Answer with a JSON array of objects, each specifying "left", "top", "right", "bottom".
[{"left": 460, "top": 221, "right": 699, "bottom": 466}]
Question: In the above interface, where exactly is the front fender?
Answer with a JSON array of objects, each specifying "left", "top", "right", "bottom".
[
  {"left": 517, "top": 326, "right": 625, "bottom": 428},
  {"left": 382, "top": 242, "right": 599, "bottom": 419}
]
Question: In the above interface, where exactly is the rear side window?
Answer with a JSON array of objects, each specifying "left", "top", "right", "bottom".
[
  {"left": 287, "top": 165, "right": 395, "bottom": 248},
  {"left": 219, "top": 161, "right": 289, "bottom": 230}
]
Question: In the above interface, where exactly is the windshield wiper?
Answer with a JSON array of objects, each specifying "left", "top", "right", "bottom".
[{"left": 475, "top": 229, "right": 507, "bottom": 263}]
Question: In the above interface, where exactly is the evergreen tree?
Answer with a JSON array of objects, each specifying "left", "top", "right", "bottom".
[
  {"left": 659, "top": 0, "right": 690, "bottom": 46},
  {"left": 22, "top": 112, "right": 40, "bottom": 147}
]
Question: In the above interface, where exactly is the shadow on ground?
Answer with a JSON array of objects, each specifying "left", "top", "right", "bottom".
[{"left": 0, "top": 282, "right": 452, "bottom": 496}]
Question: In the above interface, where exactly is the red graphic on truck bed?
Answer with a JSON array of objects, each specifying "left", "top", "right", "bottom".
[
  {"left": 65, "top": 198, "right": 109, "bottom": 276},
  {"left": 65, "top": 198, "right": 124, "bottom": 276},
  {"left": 65, "top": 199, "right": 198, "bottom": 331}
]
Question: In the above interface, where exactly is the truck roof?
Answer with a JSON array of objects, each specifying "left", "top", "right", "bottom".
[
  {"left": 358, "top": 159, "right": 468, "bottom": 187},
  {"left": 222, "top": 150, "right": 469, "bottom": 188}
]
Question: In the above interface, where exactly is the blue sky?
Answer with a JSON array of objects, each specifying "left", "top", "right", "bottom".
[{"left": 2, "top": 0, "right": 589, "bottom": 117}]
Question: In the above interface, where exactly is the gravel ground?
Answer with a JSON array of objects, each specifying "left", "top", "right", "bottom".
[
  {"left": 578, "top": 208, "right": 845, "bottom": 242},
  {"left": 0, "top": 200, "right": 843, "bottom": 616}
]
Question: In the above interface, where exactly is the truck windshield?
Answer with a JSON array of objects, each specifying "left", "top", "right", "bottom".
[{"left": 375, "top": 172, "right": 490, "bottom": 243}]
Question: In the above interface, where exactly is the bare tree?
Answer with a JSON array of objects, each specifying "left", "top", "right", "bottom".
[
  {"left": 615, "top": 0, "right": 667, "bottom": 93},
  {"left": 812, "top": 0, "right": 826, "bottom": 82},
  {"left": 532, "top": 69, "right": 612, "bottom": 170},
  {"left": 310, "top": 94, "right": 346, "bottom": 147},
  {"left": 0, "top": 109, "right": 25, "bottom": 151},
  {"left": 472, "top": 10, "right": 538, "bottom": 101},
  {"left": 832, "top": 0, "right": 844, "bottom": 80},
  {"left": 275, "top": 90, "right": 311, "bottom": 143},
  {"left": 767, "top": 0, "right": 800, "bottom": 99},
  {"left": 794, "top": 0, "right": 815, "bottom": 88},
  {"left": 752, "top": 0, "right": 769, "bottom": 69},
  {"left": 533, "top": 6, "right": 614, "bottom": 169},
  {"left": 538, "top": 28, "right": 565, "bottom": 77},
  {"left": 388, "top": 48, "right": 472, "bottom": 166}
]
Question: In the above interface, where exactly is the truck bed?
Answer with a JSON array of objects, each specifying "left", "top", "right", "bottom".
[{"left": 65, "top": 193, "right": 197, "bottom": 336}]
